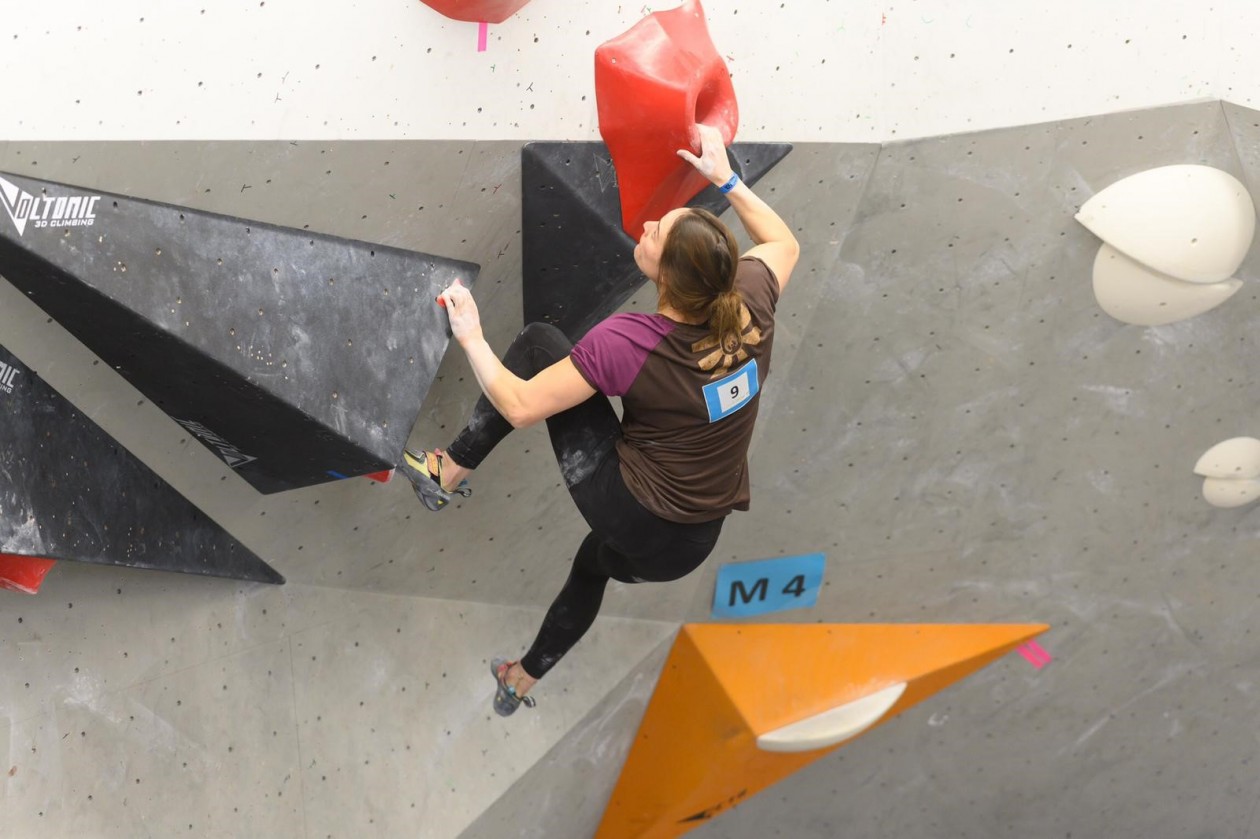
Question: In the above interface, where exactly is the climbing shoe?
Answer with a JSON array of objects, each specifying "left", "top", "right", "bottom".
[
  {"left": 399, "top": 448, "right": 471, "bottom": 512},
  {"left": 491, "top": 657, "right": 536, "bottom": 717}
]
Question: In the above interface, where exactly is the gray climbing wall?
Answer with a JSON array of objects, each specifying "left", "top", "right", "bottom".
[
  {"left": 685, "top": 99, "right": 1260, "bottom": 838},
  {"left": 7, "top": 99, "right": 1260, "bottom": 838},
  {"left": 459, "top": 637, "right": 674, "bottom": 839}
]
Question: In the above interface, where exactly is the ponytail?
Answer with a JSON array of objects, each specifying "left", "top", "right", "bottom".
[{"left": 709, "top": 289, "right": 747, "bottom": 354}]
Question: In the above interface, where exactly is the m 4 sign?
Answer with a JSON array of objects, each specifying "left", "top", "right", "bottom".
[{"left": 711, "top": 553, "right": 826, "bottom": 618}]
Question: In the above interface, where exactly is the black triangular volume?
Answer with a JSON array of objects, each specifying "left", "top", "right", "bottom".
[
  {"left": 0, "top": 345, "right": 284, "bottom": 584},
  {"left": 0, "top": 172, "right": 479, "bottom": 494},
  {"left": 521, "top": 142, "right": 792, "bottom": 340}
]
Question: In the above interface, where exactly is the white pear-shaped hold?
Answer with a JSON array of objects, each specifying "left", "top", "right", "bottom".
[
  {"left": 1076, "top": 165, "right": 1256, "bottom": 283},
  {"left": 1194, "top": 437, "right": 1260, "bottom": 479},
  {"left": 1202, "top": 477, "right": 1260, "bottom": 508},
  {"left": 1092, "top": 243, "right": 1242, "bottom": 326}
]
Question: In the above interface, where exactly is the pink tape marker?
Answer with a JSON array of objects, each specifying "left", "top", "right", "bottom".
[
  {"left": 477, "top": 21, "right": 488, "bottom": 52},
  {"left": 1017, "top": 640, "right": 1053, "bottom": 670}
]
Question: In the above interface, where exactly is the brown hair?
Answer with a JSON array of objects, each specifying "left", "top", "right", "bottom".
[{"left": 658, "top": 208, "right": 744, "bottom": 353}]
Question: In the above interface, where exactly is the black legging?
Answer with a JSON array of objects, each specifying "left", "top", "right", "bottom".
[{"left": 446, "top": 322, "right": 723, "bottom": 679}]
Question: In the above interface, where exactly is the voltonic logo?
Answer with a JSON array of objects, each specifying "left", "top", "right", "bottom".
[
  {"left": 173, "top": 418, "right": 259, "bottom": 469},
  {"left": 0, "top": 175, "right": 100, "bottom": 237},
  {"left": 0, "top": 361, "right": 19, "bottom": 395}
]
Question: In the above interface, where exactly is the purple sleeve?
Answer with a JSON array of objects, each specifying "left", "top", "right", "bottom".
[{"left": 570, "top": 315, "right": 669, "bottom": 397}]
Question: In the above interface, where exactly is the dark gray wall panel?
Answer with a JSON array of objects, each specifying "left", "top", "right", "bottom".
[
  {"left": 0, "top": 170, "right": 477, "bottom": 493},
  {"left": 0, "top": 344, "right": 281, "bottom": 583},
  {"left": 521, "top": 142, "right": 791, "bottom": 340}
]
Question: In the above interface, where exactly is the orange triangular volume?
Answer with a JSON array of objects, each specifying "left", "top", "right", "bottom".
[{"left": 596, "top": 622, "right": 1049, "bottom": 839}]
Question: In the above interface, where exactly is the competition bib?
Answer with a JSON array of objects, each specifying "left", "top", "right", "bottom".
[{"left": 703, "top": 359, "right": 759, "bottom": 423}]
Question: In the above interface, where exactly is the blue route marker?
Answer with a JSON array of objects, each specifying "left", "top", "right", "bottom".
[{"left": 712, "top": 553, "right": 826, "bottom": 618}]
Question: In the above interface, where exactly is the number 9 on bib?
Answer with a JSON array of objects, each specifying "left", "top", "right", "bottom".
[{"left": 703, "top": 359, "right": 760, "bottom": 423}]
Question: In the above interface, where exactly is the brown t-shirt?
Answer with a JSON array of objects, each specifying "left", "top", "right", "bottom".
[{"left": 569, "top": 256, "right": 779, "bottom": 523}]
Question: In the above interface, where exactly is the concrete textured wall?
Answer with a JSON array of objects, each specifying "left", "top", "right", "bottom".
[{"left": 6, "top": 100, "right": 1260, "bottom": 837}]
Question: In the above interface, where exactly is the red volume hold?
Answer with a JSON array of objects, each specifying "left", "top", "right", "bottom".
[
  {"left": 595, "top": 0, "right": 738, "bottom": 238},
  {"left": 418, "top": 0, "right": 532, "bottom": 24},
  {"left": 0, "top": 554, "right": 56, "bottom": 595}
]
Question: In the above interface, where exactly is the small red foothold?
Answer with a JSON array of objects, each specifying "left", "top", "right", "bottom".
[
  {"left": 436, "top": 296, "right": 447, "bottom": 308},
  {"left": 419, "top": 0, "right": 531, "bottom": 24},
  {"left": 0, "top": 554, "right": 56, "bottom": 595}
]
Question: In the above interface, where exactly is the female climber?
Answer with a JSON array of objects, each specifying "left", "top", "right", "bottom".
[{"left": 401, "top": 123, "right": 799, "bottom": 716}]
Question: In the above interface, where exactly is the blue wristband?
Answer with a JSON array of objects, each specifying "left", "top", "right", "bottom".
[{"left": 718, "top": 172, "right": 740, "bottom": 194}]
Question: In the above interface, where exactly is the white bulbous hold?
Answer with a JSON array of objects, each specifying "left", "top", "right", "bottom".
[
  {"left": 1194, "top": 437, "right": 1260, "bottom": 479},
  {"left": 756, "top": 682, "right": 907, "bottom": 753},
  {"left": 1092, "top": 243, "right": 1242, "bottom": 326},
  {"left": 1076, "top": 165, "right": 1256, "bottom": 284},
  {"left": 1202, "top": 477, "right": 1260, "bottom": 508}
]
